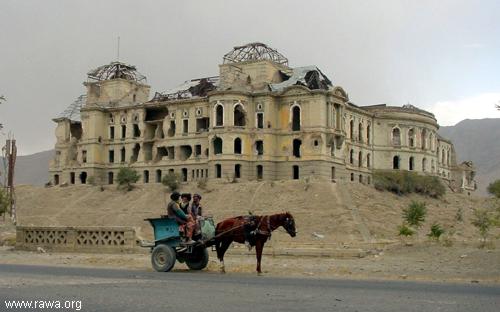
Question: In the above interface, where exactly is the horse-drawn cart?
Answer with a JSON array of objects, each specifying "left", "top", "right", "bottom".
[{"left": 143, "top": 217, "right": 216, "bottom": 272}]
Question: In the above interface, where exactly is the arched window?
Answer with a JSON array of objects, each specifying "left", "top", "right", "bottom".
[
  {"left": 358, "top": 123, "right": 363, "bottom": 142},
  {"left": 143, "top": 170, "right": 149, "bottom": 184},
  {"left": 367, "top": 153, "right": 371, "bottom": 168},
  {"left": 393, "top": 155, "right": 400, "bottom": 169},
  {"left": 234, "top": 138, "right": 242, "bottom": 154},
  {"left": 442, "top": 148, "right": 445, "bottom": 164},
  {"left": 234, "top": 104, "right": 246, "bottom": 127},
  {"left": 409, "top": 156, "right": 414, "bottom": 171},
  {"left": 291, "top": 105, "right": 301, "bottom": 131},
  {"left": 358, "top": 151, "right": 363, "bottom": 167},
  {"left": 422, "top": 158, "right": 427, "bottom": 172},
  {"left": 447, "top": 150, "right": 451, "bottom": 166},
  {"left": 392, "top": 128, "right": 401, "bottom": 146},
  {"left": 350, "top": 120, "right": 354, "bottom": 139},
  {"left": 408, "top": 129, "right": 415, "bottom": 147},
  {"left": 215, "top": 164, "right": 222, "bottom": 178},
  {"left": 215, "top": 103, "right": 224, "bottom": 126},
  {"left": 213, "top": 137, "right": 223, "bottom": 155},
  {"left": 421, "top": 129, "right": 427, "bottom": 149},
  {"left": 366, "top": 124, "right": 371, "bottom": 144},
  {"left": 156, "top": 169, "right": 162, "bottom": 183},
  {"left": 350, "top": 149, "right": 354, "bottom": 164}
]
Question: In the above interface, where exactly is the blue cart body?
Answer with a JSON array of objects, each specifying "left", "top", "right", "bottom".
[{"left": 146, "top": 217, "right": 182, "bottom": 247}]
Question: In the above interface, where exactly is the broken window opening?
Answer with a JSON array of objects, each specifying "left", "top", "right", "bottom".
[
  {"left": 367, "top": 125, "right": 371, "bottom": 144},
  {"left": 180, "top": 145, "right": 192, "bottom": 161},
  {"left": 292, "top": 106, "right": 301, "bottom": 131},
  {"left": 120, "top": 147, "right": 126, "bottom": 163},
  {"left": 215, "top": 164, "right": 222, "bottom": 178},
  {"left": 183, "top": 119, "right": 189, "bottom": 134},
  {"left": 292, "top": 165, "right": 299, "bottom": 180},
  {"left": 409, "top": 156, "right": 415, "bottom": 171},
  {"left": 181, "top": 168, "right": 188, "bottom": 182},
  {"left": 215, "top": 104, "right": 224, "bottom": 126},
  {"left": 133, "top": 124, "right": 141, "bottom": 138},
  {"left": 256, "top": 113, "right": 264, "bottom": 129},
  {"left": 194, "top": 145, "right": 202, "bottom": 157},
  {"left": 358, "top": 123, "right": 363, "bottom": 142},
  {"left": 166, "top": 120, "right": 175, "bottom": 137},
  {"left": 143, "top": 143, "right": 153, "bottom": 161},
  {"left": 234, "top": 138, "right": 242, "bottom": 154},
  {"left": 82, "top": 150, "right": 87, "bottom": 163},
  {"left": 331, "top": 167, "right": 336, "bottom": 181},
  {"left": 334, "top": 104, "right": 341, "bottom": 129},
  {"left": 109, "top": 150, "right": 114, "bottom": 163},
  {"left": 422, "top": 158, "right": 427, "bottom": 172},
  {"left": 145, "top": 107, "right": 168, "bottom": 121},
  {"left": 392, "top": 128, "right": 401, "bottom": 146},
  {"left": 53, "top": 174, "right": 60, "bottom": 185},
  {"left": 79, "top": 172, "right": 87, "bottom": 184},
  {"left": 350, "top": 173, "right": 354, "bottom": 181},
  {"left": 131, "top": 144, "right": 140, "bottom": 163},
  {"left": 358, "top": 151, "right": 363, "bottom": 167},
  {"left": 196, "top": 117, "right": 209, "bottom": 132},
  {"left": 235, "top": 164, "right": 241, "bottom": 178},
  {"left": 256, "top": 165, "right": 263, "bottom": 180},
  {"left": 156, "top": 170, "right": 162, "bottom": 183},
  {"left": 293, "top": 139, "right": 302, "bottom": 158},
  {"left": 421, "top": 129, "right": 427, "bottom": 149},
  {"left": 359, "top": 175, "right": 363, "bottom": 183},
  {"left": 109, "top": 126, "right": 115, "bottom": 140},
  {"left": 142, "top": 170, "right": 149, "bottom": 183},
  {"left": 255, "top": 140, "right": 264, "bottom": 155},
  {"left": 367, "top": 153, "right": 371, "bottom": 168},
  {"left": 408, "top": 129, "right": 415, "bottom": 147},
  {"left": 167, "top": 146, "right": 175, "bottom": 160},
  {"left": 108, "top": 172, "right": 114, "bottom": 184},
  {"left": 234, "top": 104, "right": 246, "bottom": 127},
  {"left": 393, "top": 155, "right": 400, "bottom": 170},
  {"left": 349, "top": 149, "right": 354, "bottom": 164},
  {"left": 144, "top": 123, "right": 157, "bottom": 140},
  {"left": 156, "top": 147, "right": 168, "bottom": 161},
  {"left": 121, "top": 125, "right": 126, "bottom": 139},
  {"left": 70, "top": 122, "right": 82, "bottom": 140},
  {"left": 349, "top": 120, "right": 354, "bottom": 139},
  {"left": 213, "top": 137, "right": 223, "bottom": 155}
]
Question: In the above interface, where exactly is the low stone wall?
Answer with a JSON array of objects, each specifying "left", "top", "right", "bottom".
[{"left": 16, "top": 226, "right": 137, "bottom": 253}]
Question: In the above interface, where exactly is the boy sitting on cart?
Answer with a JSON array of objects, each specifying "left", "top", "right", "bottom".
[{"left": 166, "top": 191, "right": 196, "bottom": 244}]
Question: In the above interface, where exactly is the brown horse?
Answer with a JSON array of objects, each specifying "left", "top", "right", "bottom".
[{"left": 215, "top": 212, "right": 296, "bottom": 274}]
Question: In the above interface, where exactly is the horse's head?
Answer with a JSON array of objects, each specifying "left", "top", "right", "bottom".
[{"left": 282, "top": 212, "right": 296, "bottom": 237}]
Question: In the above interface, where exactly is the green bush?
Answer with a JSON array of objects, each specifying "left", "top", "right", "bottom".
[
  {"left": 403, "top": 201, "right": 427, "bottom": 228},
  {"left": 427, "top": 223, "right": 445, "bottom": 240},
  {"left": 487, "top": 179, "right": 500, "bottom": 198},
  {"left": 162, "top": 172, "right": 181, "bottom": 191},
  {"left": 116, "top": 167, "right": 140, "bottom": 191},
  {"left": 0, "top": 188, "right": 9, "bottom": 215},
  {"left": 398, "top": 224, "right": 415, "bottom": 237},
  {"left": 471, "top": 209, "right": 491, "bottom": 246},
  {"left": 373, "top": 170, "right": 445, "bottom": 198}
]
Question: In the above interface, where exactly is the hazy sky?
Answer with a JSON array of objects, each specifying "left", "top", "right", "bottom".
[{"left": 1, "top": 0, "right": 499, "bottom": 155}]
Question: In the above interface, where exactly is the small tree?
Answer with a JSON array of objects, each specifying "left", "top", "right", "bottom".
[
  {"left": 398, "top": 224, "right": 415, "bottom": 237},
  {"left": 116, "top": 167, "right": 139, "bottom": 191},
  {"left": 0, "top": 188, "right": 9, "bottom": 215},
  {"left": 487, "top": 179, "right": 500, "bottom": 198},
  {"left": 471, "top": 209, "right": 491, "bottom": 247},
  {"left": 403, "top": 201, "right": 427, "bottom": 228},
  {"left": 455, "top": 207, "right": 464, "bottom": 222},
  {"left": 427, "top": 223, "right": 445, "bottom": 240},
  {"left": 162, "top": 172, "right": 181, "bottom": 191}
]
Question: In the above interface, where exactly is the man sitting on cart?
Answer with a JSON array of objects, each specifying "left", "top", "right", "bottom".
[{"left": 167, "top": 191, "right": 196, "bottom": 244}]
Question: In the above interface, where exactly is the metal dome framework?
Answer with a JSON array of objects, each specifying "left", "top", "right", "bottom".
[
  {"left": 223, "top": 42, "right": 288, "bottom": 66},
  {"left": 87, "top": 61, "right": 146, "bottom": 83}
]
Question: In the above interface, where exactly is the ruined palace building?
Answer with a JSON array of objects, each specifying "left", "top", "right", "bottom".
[{"left": 50, "top": 42, "right": 476, "bottom": 192}]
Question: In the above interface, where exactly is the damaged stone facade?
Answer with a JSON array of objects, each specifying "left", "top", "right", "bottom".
[{"left": 49, "top": 42, "right": 476, "bottom": 193}]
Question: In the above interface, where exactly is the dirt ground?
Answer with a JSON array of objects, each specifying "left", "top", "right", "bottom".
[
  {"left": 0, "top": 242, "right": 499, "bottom": 284},
  {"left": 2, "top": 180, "right": 499, "bottom": 284}
]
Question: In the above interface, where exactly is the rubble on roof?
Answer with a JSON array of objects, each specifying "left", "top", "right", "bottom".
[
  {"left": 55, "top": 95, "right": 86, "bottom": 122},
  {"left": 223, "top": 42, "right": 289, "bottom": 66},
  {"left": 152, "top": 77, "right": 219, "bottom": 102},
  {"left": 269, "top": 66, "right": 332, "bottom": 92},
  {"left": 87, "top": 61, "right": 146, "bottom": 83}
]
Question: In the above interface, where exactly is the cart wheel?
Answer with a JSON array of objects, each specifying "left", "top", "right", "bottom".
[
  {"left": 151, "top": 244, "right": 176, "bottom": 272},
  {"left": 186, "top": 247, "right": 209, "bottom": 270}
]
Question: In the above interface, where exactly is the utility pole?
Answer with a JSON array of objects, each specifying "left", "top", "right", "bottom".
[{"left": 4, "top": 137, "right": 16, "bottom": 224}]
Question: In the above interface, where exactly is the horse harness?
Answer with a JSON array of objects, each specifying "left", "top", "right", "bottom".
[{"left": 252, "top": 215, "right": 272, "bottom": 238}]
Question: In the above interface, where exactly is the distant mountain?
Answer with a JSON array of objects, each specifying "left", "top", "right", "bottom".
[
  {"left": 0, "top": 150, "right": 54, "bottom": 186},
  {"left": 439, "top": 118, "right": 500, "bottom": 196}
]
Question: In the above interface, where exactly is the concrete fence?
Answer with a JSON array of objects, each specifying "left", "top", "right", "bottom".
[{"left": 16, "top": 226, "right": 137, "bottom": 253}]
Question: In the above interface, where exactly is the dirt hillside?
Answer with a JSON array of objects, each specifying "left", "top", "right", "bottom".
[{"left": 14, "top": 180, "right": 499, "bottom": 248}]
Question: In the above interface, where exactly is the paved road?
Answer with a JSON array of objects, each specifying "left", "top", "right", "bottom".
[{"left": 0, "top": 264, "right": 498, "bottom": 312}]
